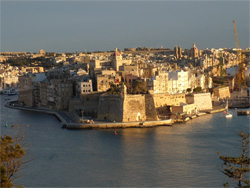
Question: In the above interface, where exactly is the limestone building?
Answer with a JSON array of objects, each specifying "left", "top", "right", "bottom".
[
  {"left": 168, "top": 70, "right": 189, "bottom": 94},
  {"left": 77, "top": 79, "right": 93, "bottom": 95},
  {"left": 111, "top": 48, "right": 131, "bottom": 71},
  {"left": 190, "top": 43, "right": 199, "bottom": 58},
  {"left": 213, "top": 86, "right": 230, "bottom": 99},
  {"left": 147, "top": 72, "right": 169, "bottom": 94},
  {"left": 39, "top": 49, "right": 46, "bottom": 55},
  {"left": 96, "top": 72, "right": 121, "bottom": 92},
  {"left": 174, "top": 46, "right": 182, "bottom": 59}
]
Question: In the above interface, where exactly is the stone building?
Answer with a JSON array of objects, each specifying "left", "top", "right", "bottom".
[
  {"left": 97, "top": 84, "right": 186, "bottom": 122},
  {"left": 174, "top": 46, "right": 182, "bottom": 59},
  {"left": 190, "top": 43, "right": 199, "bottom": 58},
  {"left": 21, "top": 67, "right": 44, "bottom": 73},
  {"left": 172, "top": 103, "right": 196, "bottom": 115},
  {"left": 168, "top": 70, "right": 189, "bottom": 94},
  {"left": 77, "top": 79, "right": 93, "bottom": 95},
  {"left": 111, "top": 48, "right": 131, "bottom": 71},
  {"left": 147, "top": 72, "right": 168, "bottom": 94},
  {"left": 139, "top": 65, "right": 158, "bottom": 78},
  {"left": 18, "top": 73, "right": 47, "bottom": 107},
  {"left": 178, "top": 46, "right": 182, "bottom": 59},
  {"left": 174, "top": 46, "right": 179, "bottom": 59},
  {"left": 196, "top": 74, "right": 205, "bottom": 89},
  {"left": 54, "top": 79, "right": 73, "bottom": 110},
  {"left": 96, "top": 74, "right": 121, "bottom": 92},
  {"left": 213, "top": 86, "right": 230, "bottom": 99},
  {"left": 39, "top": 49, "right": 46, "bottom": 55},
  {"left": 18, "top": 75, "right": 34, "bottom": 106}
]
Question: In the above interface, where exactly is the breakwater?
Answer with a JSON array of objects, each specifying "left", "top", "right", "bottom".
[{"left": 5, "top": 100, "right": 225, "bottom": 129}]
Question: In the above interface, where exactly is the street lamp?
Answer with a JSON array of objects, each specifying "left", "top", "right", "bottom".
[{"left": 81, "top": 110, "right": 84, "bottom": 120}]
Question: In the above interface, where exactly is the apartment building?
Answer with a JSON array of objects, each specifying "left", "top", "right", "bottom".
[
  {"left": 147, "top": 72, "right": 168, "bottom": 94},
  {"left": 168, "top": 70, "right": 189, "bottom": 94}
]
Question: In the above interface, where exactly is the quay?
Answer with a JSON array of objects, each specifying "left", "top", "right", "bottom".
[
  {"left": 5, "top": 100, "right": 225, "bottom": 129},
  {"left": 5, "top": 100, "right": 173, "bottom": 129}
]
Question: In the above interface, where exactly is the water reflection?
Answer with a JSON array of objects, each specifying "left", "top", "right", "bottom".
[{"left": 1, "top": 95, "right": 250, "bottom": 187}]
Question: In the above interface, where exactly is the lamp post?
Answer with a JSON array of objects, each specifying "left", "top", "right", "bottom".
[{"left": 81, "top": 110, "right": 84, "bottom": 120}]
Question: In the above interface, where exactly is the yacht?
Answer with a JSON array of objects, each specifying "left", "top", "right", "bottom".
[{"left": 225, "top": 100, "right": 232, "bottom": 118}]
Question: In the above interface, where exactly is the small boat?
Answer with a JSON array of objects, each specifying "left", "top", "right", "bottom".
[
  {"left": 225, "top": 100, "right": 233, "bottom": 118},
  {"left": 225, "top": 113, "right": 233, "bottom": 118},
  {"left": 7, "top": 89, "right": 18, "bottom": 96},
  {"left": 237, "top": 110, "right": 250, "bottom": 116}
]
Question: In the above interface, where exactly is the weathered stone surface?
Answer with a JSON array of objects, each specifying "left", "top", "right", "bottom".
[
  {"left": 97, "top": 93, "right": 186, "bottom": 122},
  {"left": 186, "top": 93, "right": 213, "bottom": 110},
  {"left": 97, "top": 95, "right": 123, "bottom": 122},
  {"left": 213, "top": 86, "right": 230, "bottom": 99}
]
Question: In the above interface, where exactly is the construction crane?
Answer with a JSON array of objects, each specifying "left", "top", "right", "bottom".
[
  {"left": 233, "top": 20, "right": 247, "bottom": 90},
  {"left": 233, "top": 20, "right": 240, "bottom": 49}
]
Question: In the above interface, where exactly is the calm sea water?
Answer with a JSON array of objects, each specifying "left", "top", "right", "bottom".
[{"left": 1, "top": 95, "right": 249, "bottom": 187}]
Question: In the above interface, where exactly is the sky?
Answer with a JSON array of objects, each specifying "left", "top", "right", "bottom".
[{"left": 0, "top": 1, "right": 249, "bottom": 53}]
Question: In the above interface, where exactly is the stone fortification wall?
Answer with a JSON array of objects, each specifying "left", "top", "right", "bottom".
[
  {"left": 97, "top": 94, "right": 158, "bottom": 122},
  {"left": 18, "top": 90, "right": 33, "bottom": 107},
  {"left": 97, "top": 95, "right": 123, "bottom": 122},
  {"left": 145, "top": 95, "right": 158, "bottom": 120},
  {"left": 122, "top": 95, "right": 147, "bottom": 122},
  {"left": 152, "top": 93, "right": 186, "bottom": 107},
  {"left": 97, "top": 93, "right": 186, "bottom": 122},
  {"left": 186, "top": 93, "right": 212, "bottom": 110},
  {"left": 69, "top": 93, "right": 101, "bottom": 118}
]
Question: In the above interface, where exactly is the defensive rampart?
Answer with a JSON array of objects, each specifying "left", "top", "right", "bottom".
[{"left": 186, "top": 93, "right": 213, "bottom": 110}]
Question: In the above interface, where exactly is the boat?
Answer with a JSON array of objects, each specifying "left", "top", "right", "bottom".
[
  {"left": 225, "top": 100, "right": 233, "bottom": 118},
  {"left": 237, "top": 110, "right": 250, "bottom": 116},
  {"left": 1, "top": 88, "right": 19, "bottom": 96},
  {"left": 7, "top": 89, "right": 18, "bottom": 96},
  {"left": 225, "top": 113, "right": 233, "bottom": 118}
]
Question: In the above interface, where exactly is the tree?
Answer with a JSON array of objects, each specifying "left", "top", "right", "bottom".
[
  {"left": 127, "top": 80, "right": 148, "bottom": 94},
  {"left": 193, "top": 86, "right": 202, "bottom": 93},
  {"left": 132, "top": 80, "right": 148, "bottom": 94},
  {"left": 1, "top": 124, "right": 26, "bottom": 187},
  {"left": 106, "top": 83, "right": 121, "bottom": 95},
  {"left": 218, "top": 131, "right": 250, "bottom": 187}
]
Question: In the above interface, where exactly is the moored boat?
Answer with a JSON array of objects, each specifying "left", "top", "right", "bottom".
[
  {"left": 237, "top": 110, "right": 250, "bottom": 115},
  {"left": 225, "top": 100, "right": 233, "bottom": 118},
  {"left": 225, "top": 113, "right": 233, "bottom": 118}
]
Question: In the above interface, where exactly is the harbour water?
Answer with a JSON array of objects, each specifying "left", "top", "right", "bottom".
[{"left": 1, "top": 95, "right": 249, "bottom": 187}]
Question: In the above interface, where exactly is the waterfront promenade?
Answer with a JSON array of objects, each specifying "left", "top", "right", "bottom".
[{"left": 5, "top": 100, "right": 225, "bottom": 129}]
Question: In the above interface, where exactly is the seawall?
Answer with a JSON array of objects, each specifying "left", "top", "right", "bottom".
[{"left": 5, "top": 100, "right": 226, "bottom": 130}]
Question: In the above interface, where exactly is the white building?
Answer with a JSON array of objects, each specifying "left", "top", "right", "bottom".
[
  {"left": 79, "top": 80, "right": 93, "bottom": 95},
  {"left": 196, "top": 74, "right": 205, "bottom": 89},
  {"left": 168, "top": 70, "right": 189, "bottom": 94},
  {"left": 147, "top": 72, "right": 168, "bottom": 94}
]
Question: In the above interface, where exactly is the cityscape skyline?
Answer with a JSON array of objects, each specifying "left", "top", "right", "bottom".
[{"left": 1, "top": 1, "right": 249, "bottom": 53}]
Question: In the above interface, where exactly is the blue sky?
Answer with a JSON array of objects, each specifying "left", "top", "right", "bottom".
[{"left": 1, "top": 1, "right": 249, "bottom": 53}]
